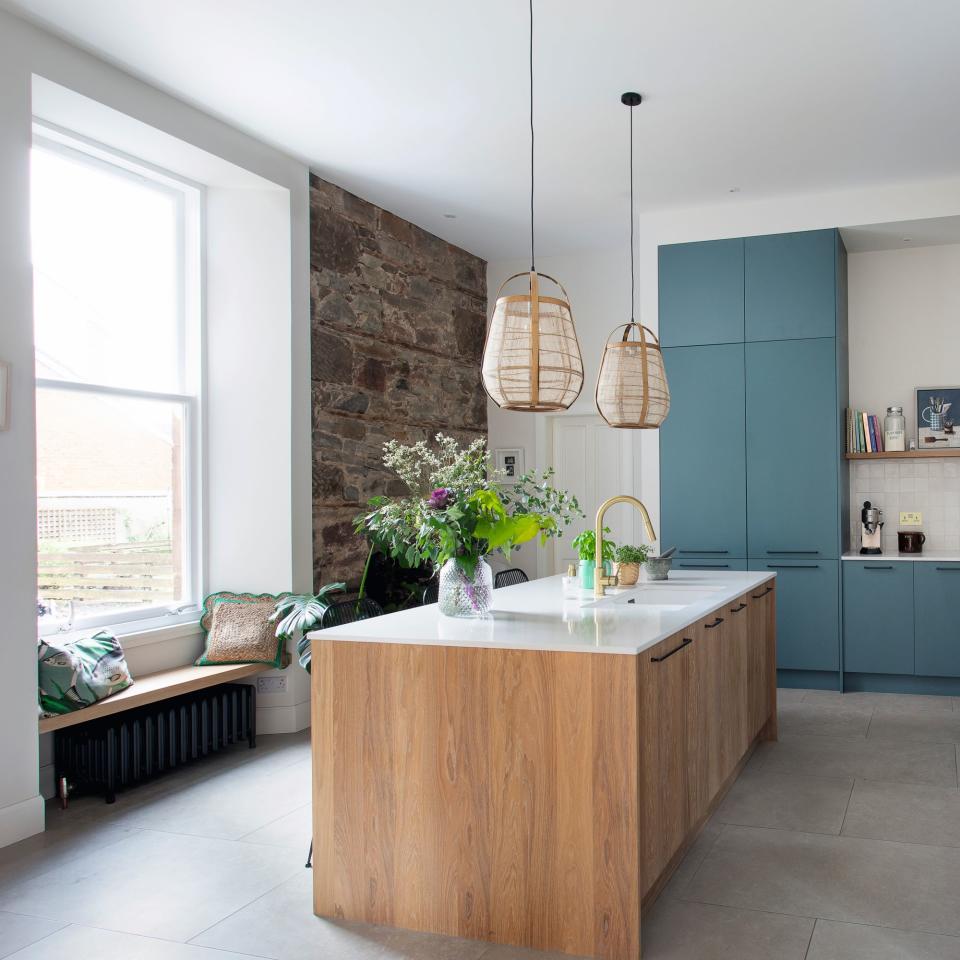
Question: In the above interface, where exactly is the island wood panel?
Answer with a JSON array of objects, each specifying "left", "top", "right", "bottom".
[
  {"left": 720, "top": 593, "right": 752, "bottom": 777},
  {"left": 685, "top": 617, "right": 722, "bottom": 827},
  {"left": 312, "top": 640, "right": 641, "bottom": 960},
  {"left": 747, "top": 584, "right": 774, "bottom": 737}
]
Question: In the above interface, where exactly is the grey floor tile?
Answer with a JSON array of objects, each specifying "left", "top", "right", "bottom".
[
  {"left": 683, "top": 824, "right": 960, "bottom": 937},
  {"left": 6, "top": 924, "right": 268, "bottom": 959},
  {"left": 777, "top": 688, "right": 810, "bottom": 705},
  {"left": 807, "top": 918, "right": 960, "bottom": 959},
  {"left": 868, "top": 712, "right": 960, "bottom": 744},
  {"left": 0, "top": 829, "right": 300, "bottom": 942},
  {"left": 778, "top": 701, "right": 872, "bottom": 739},
  {"left": 479, "top": 945, "right": 586, "bottom": 960},
  {"left": 239, "top": 801, "right": 312, "bottom": 850},
  {"left": 641, "top": 898, "right": 814, "bottom": 959},
  {"left": 714, "top": 768, "right": 853, "bottom": 834},
  {"left": 842, "top": 779, "right": 960, "bottom": 847},
  {"left": 804, "top": 691, "right": 957, "bottom": 715},
  {"left": 103, "top": 757, "right": 311, "bottom": 841},
  {"left": 0, "top": 912, "right": 66, "bottom": 959},
  {"left": 193, "top": 870, "right": 491, "bottom": 960},
  {"left": 659, "top": 816, "right": 725, "bottom": 900},
  {"left": 762, "top": 735, "right": 957, "bottom": 785}
]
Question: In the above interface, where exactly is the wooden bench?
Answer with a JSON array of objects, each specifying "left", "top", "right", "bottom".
[{"left": 39, "top": 662, "right": 264, "bottom": 734}]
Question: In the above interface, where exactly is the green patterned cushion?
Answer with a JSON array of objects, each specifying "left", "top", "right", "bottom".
[{"left": 38, "top": 632, "right": 133, "bottom": 717}]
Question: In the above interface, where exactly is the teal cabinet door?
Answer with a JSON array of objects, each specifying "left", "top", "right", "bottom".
[
  {"left": 673, "top": 558, "right": 748, "bottom": 572},
  {"left": 745, "top": 229, "right": 838, "bottom": 341},
  {"left": 843, "top": 562, "right": 914, "bottom": 675},
  {"left": 659, "top": 239, "right": 744, "bottom": 347},
  {"left": 746, "top": 338, "right": 840, "bottom": 559},
  {"left": 758, "top": 559, "right": 840, "bottom": 671},
  {"left": 660, "top": 344, "right": 746, "bottom": 559},
  {"left": 915, "top": 563, "right": 960, "bottom": 677}
]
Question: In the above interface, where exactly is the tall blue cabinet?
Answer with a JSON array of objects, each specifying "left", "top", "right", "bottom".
[{"left": 659, "top": 228, "right": 848, "bottom": 688}]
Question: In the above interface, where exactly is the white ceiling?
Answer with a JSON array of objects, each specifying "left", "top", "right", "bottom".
[
  {"left": 842, "top": 217, "right": 960, "bottom": 253},
  {"left": 5, "top": 0, "right": 960, "bottom": 260}
]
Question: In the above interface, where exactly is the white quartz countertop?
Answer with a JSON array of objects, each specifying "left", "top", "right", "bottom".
[
  {"left": 309, "top": 570, "right": 776, "bottom": 656},
  {"left": 842, "top": 552, "right": 960, "bottom": 563}
]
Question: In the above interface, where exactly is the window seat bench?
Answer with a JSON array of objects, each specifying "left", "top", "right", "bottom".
[{"left": 39, "top": 662, "right": 264, "bottom": 734}]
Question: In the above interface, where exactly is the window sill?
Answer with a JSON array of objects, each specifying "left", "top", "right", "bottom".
[{"left": 40, "top": 614, "right": 202, "bottom": 650}]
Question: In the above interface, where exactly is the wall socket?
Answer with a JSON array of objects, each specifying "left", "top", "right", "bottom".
[
  {"left": 256, "top": 675, "right": 288, "bottom": 695},
  {"left": 900, "top": 511, "right": 923, "bottom": 526}
]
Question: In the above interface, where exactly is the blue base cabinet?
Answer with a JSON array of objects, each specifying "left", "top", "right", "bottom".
[
  {"left": 756, "top": 560, "right": 840, "bottom": 672},
  {"left": 842, "top": 562, "right": 914, "bottom": 675},
  {"left": 673, "top": 558, "right": 748, "bottom": 572},
  {"left": 915, "top": 563, "right": 960, "bottom": 677}
]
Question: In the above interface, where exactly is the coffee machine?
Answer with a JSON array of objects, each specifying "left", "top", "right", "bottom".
[{"left": 860, "top": 500, "right": 883, "bottom": 555}]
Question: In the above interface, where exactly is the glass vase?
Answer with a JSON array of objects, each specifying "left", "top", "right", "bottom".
[{"left": 438, "top": 557, "right": 493, "bottom": 619}]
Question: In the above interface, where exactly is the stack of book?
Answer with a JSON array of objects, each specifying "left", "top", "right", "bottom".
[{"left": 847, "top": 409, "right": 885, "bottom": 454}]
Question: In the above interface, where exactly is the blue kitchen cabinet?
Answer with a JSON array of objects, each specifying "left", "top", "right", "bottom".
[
  {"left": 660, "top": 344, "right": 747, "bottom": 559},
  {"left": 672, "top": 558, "right": 748, "bottom": 572},
  {"left": 843, "top": 562, "right": 914, "bottom": 675},
  {"left": 658, "top": 239, "right": 744, "bottom": 347},
  {"left": 745, "top": 229, "right": 838, "bottom": 341},
  {"left": 915, "top": 563, "right": 960, "bottom": 677},
  {"left": 745, "top": 337, "right": 841, "bottom": 560},
  {"left": 758, "top": 559, "right": 840, "bottom": 671}
]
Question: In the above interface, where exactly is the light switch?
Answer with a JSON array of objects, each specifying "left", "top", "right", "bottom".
[{"left": 900, "top": 511, "right": 923, "bottom": 526}]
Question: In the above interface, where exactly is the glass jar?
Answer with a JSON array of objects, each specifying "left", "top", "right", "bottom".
[
  {"left": 438, "top": 557, "right": 493, "bottom": 618},
  {"left": 884, "top": 406, "right": 906, "bottom": 451}
]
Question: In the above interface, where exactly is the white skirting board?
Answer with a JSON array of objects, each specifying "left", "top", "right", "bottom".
[{"left": 0, "top": 794, "right": 44, "bottom": 848}]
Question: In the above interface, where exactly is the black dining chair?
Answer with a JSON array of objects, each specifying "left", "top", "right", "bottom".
[
  {"left": 306, "top": 596, "right": 384, "bottom": 868},
  {"left": 494, "top": 568, "right": 529, "bottom": 589},
  {"left": 422, "top": 582, "right": 439, "bottom": 605}
]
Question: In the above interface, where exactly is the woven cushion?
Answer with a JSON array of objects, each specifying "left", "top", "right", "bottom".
[
  {"left": 38, "top": 631, "right": 133, "bottom": 718},
  {"left": 196, "top": 592, "right": 290, "bottom": 668}
]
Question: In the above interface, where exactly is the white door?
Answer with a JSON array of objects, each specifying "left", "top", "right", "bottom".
[{"left": 547, "top": 415, "right": 643, "bottom": 576}]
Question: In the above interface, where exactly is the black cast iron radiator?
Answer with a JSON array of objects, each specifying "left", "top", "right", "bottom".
[{"left": 55, "top": 682, "right": 256, "bottom": 804}]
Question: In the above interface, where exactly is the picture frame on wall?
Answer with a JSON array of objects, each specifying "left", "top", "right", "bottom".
[
  {"left": 494, "top": 447, "right": 525, "bottom": 482},
  {"left": 916, "top": 386, "right": 960, "bottom": 449}
]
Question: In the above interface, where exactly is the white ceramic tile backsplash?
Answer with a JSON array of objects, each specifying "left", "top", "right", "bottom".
[{"left": 850, "top": 460, "right": 960, "bottom": 553}]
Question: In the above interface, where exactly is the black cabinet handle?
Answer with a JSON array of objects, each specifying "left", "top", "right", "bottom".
[
  {"left": 679, "top": 563, "right": 730, "bottom": 569},
  {"left": 704, "top": 617, "right": 724, "bottom": 629},
  {"left": 767, "top": 564, "right": 820, "bottom": 569},
  {"left": 864, "top": 565, "right": 894, "bottom": 571},
  {"left": 678, "top": 550, "right": 729, "bottom": 555},
  {"left": 767, "top": 550, "right": 820, "bottom": 555},
  {"left": 935, "top": 567, "right": 960, "bottom": 572},
  {"left": 650, "top": 637, "right": 693, "bottom": 662},
  {"left": 751, "top": 586, "right": 774, "bottom": 599},
  {"left": 730, "top": 602, "right": 747, "bottom": 613}
]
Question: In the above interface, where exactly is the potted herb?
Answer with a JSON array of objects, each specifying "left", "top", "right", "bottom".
[
  {"left": 570, "top": 528, "right": 617, "bottom": 590},
  {"left": 356, "top": 435, "right": 581, "bottom": 618},
  {"left": 613, "top": 544, "right": 650, "bottom": 586}
]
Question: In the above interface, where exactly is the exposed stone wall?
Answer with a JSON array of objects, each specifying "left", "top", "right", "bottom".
[{"left": 310, "top": 175, "right": 488, "bottom": 587}]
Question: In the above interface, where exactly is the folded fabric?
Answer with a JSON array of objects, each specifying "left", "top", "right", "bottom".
[
  {"left": 196, "top": 591, "right": 290, "bottom": 668},
  {"left": 38, "top": 631, "right": 133, "bottom": 717}
]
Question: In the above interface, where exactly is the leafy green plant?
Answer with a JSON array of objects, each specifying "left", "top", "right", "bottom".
[
  {"left": 355, "top": 434, "right": 580, "bottom": 579},
  {"left": 571, "top": 528, "right": 617, "bottom": 564},
  {"left": 615, "top": 544, "right": 651, "bottom": 565},
  {"left": 270, "top": 583, "right": 346, "bottom": 671}
]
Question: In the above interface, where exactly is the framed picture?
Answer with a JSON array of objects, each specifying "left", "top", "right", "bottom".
[
  {"left": 916, "top": 387, "right": 960, "bottom": 449},
  {"left": 494, "top": 447, "right": 525, "bottom": 482}
]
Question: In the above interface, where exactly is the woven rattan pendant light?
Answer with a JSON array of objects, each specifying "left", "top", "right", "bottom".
[
  {"left": 481, "top": 0, "right": 584, "bottom": 412},
  {"left": 595, "top": 93, "right": 670, "bottom": 429}
]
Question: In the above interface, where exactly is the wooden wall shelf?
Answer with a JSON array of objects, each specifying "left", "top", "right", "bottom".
[{"left": 846, "top": 449, "right": 960, "bottom": 460}]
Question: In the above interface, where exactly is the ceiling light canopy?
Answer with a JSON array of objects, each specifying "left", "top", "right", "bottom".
[
  {"left": 481, "top": 0, "right": 584, "bottom": 413},
  {"left": 595, "top": 92, "right": 670, "bottom": 429}
]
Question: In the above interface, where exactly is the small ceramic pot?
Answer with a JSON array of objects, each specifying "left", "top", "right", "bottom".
[{"left": 617, "top": 562, "right": 641, "bottom": 586}]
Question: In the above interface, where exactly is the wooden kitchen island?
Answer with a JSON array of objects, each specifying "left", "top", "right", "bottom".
[{"left": 309, "top": 571, "right": 777, "bottom": 959}]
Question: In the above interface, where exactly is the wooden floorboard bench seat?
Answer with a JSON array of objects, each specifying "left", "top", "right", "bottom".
[{"left": 39, "top": 662, "right": 264, "bottom": 734}]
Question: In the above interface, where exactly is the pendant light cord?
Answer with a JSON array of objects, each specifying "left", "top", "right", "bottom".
[
  {"left": 629, "top": 101, "right": 635, "bottom": 323},
  {"left": 529, "top": 0, "right": 536, "bottom": 272}
]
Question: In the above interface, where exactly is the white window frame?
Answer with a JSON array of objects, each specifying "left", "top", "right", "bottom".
[{"left": 32, "top": 123, "right": 205, "bottom": 637}]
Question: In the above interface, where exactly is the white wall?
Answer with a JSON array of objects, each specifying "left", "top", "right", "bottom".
[
  {"left": 0, "top": 9, "right": 312, "bottom": 843},
  {"left": 848, "top": 244, "right": 960, "bottom": 440},
  {"left": 488, "top": 176, "right": 960, "bottom": 575}
]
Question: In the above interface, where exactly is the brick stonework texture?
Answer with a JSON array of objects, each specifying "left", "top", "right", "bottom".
[{"left": 310, "top": 175, "right": 488, "bottom": 587}]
